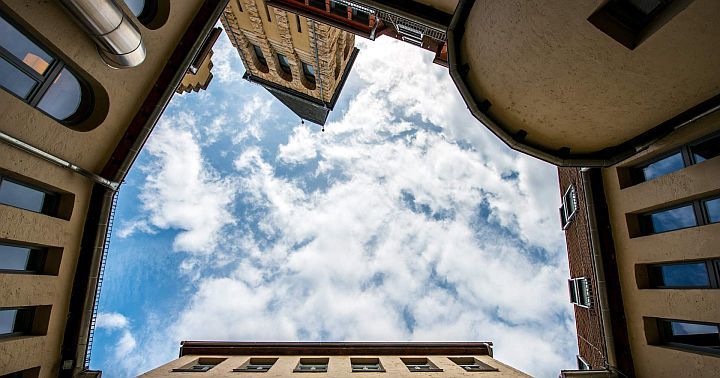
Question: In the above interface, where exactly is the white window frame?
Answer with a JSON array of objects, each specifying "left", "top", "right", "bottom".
[
  {"left": 576, "top": 355, "right": 590, "bottom": 370},
  {"left": 560, "top": 184, "right": 578, "bottom": 229},
  {"left": 568, "top": 277, "right": 592, "bottom": 308}
]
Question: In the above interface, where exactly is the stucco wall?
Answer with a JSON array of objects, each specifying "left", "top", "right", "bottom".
[
  {"left": 602, "top": 113, "right": 720, "bottom": 377},
  {"left": 140, "top": 354, "right": 529, "bottom": 377}
]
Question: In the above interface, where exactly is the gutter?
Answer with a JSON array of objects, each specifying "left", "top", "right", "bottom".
[
  {"left": 580, "top": 168, "right": 617, "bottom": 371},
  {"left": 60, "top": 1, "right": 230, "bottom": 375}
]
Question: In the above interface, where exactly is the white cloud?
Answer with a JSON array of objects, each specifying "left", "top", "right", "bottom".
[
  {"left": 134, "top": 113, "right": 238, "bottom": 254},
  {"left": 101, "top": 37, "right": 574, "bottom": 378},
  {"left": 96, "top": 312, "right": 129, "bottom": 330}
]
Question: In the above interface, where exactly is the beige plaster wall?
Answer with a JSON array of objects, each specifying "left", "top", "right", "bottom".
[
  {"left": 460, "top": 0, "right": 720, "bottom": 154},
  {"left": 140, "top": 354, "right": 529, "bottom": 377},
  {"left": 603, "top": 113, "right": 720, "bottom": 377},
  {"left": 0, "top": 0, "right": 207, "bottom": 376},
  {"left": 413, "top": 0, "right": 458, "bottom": 15}
]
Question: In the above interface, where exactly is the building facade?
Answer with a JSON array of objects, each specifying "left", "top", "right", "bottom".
[
  {"left": 0, "top": 0, "right": 227, "bottom": 377},
  {"left": 221, "top": 0, "right": 359, "bottom": 126},
  {"left": 265, "top": 0, "right": 455, "bottom": 67},
  {"left": 177, "top": 27, "right": 222, "bottom": 95},
  {"left": 140, "top": 342, "right": 529, "bottom": 377},
  {"left": 559, "top": 113, "right": 720, "bottom": 377},
  {"left": 448, "top": 0, "right": 720, "bottom": 166}
]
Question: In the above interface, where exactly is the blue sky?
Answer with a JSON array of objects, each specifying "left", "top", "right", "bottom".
[{"left": 89, "top": 30, "right": 576, "bottom": 377}]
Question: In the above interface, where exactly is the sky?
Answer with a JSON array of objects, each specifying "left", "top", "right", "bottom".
[{"left": 89, "top": 28, "right": 577, "bottom": 377}]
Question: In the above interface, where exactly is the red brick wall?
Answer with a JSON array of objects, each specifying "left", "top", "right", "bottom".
[{"left": 558, "top": 167, "right": 608, "bottom": 369}]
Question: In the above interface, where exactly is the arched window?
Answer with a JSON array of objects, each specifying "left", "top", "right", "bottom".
[
  {"left": 124, "top": 0, "right": 169, "bottom": 30},
  {"left": 0, "top": 13, "right": 91, "bottom": 125}
]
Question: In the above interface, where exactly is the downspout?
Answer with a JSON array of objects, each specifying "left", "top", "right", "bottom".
[
  {"left": 59, "top": 0, "right": 146, "bottom": 68},
  {"left": 0, "top": 131, "right": 119, "bottom": 191},
  {"left": 580, "top": 168, "right": 617, "bottom": 372}
]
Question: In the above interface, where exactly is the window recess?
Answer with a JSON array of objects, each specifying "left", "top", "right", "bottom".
[
  {"left": 631, "top": 195, "right": 720, "bottom": 237},
  {"left": 640, "top": 259, "right": 720, "bottom": 289},
  {"left": 621, "top": 132, "right": 720, "bottom": 188},
  {"left": 0, "top": 306, "right": 51, "bottom": 339},
  {"left": 234, "top": 357, "right": 277, "bottom": 372},
  {"left": 351, "top": 358, "right": 384, "bottom": 372},
  {"left": 401, "top": 358, "right": 443, "bottom": 372},
  {"left": 0, "top": 241, "right": 61, "bottom": 275},
  {"left": 647, "top": 317, "right": 720, "bottom": 356},
  {"left": 448, "top": 357, "right": 497, "bottom": 372},
  {"left": 172, "top": 358, "right": 226, "bottom": 372},
  {"left": 294, "top": 358, "right": 329, "bottom": 373}
]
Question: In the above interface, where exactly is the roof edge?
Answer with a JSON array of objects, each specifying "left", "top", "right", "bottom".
[
  {"left": 447, "top": 0, "right": 720, "bottom": 167},
  {"left": 179, "top": 341, "right": 494, "bottom": 356}
]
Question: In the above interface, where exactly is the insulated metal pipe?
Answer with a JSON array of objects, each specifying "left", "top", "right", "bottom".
[
  {"left": 0, "top": 131, "right": 119, "bottom": 191},
  {"left": 60, "top": 0, "right": 146, "bottom": 68}
]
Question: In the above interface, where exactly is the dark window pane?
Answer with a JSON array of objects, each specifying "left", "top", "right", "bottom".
[
  {"left": 125, "top": 0, "right": 146, "bottom": 17},
  {"left": 277, "top": 53, "right": 290, "bottom": 73},
  {"left": 658, "top": 262, "right": 710, "bottom": 288},
  {"left": 0, "top": 58, "right": 35, "bottom": 98},
  {"left": 0, "top": 309, "right": 17, "bottom": 335},
  {"left": 0, "top": 16, "right": 53, "bottom": 75},
  {"left": 670, "top": 321, "right": 719, "bottom": 336},
  {"left": 252, "top": 45, "right": 266, "bottom": 65},
  {"left": 0, "top": 179, "right": 46, "bottom": 213},
  {"left": 37, "top": 68, "right": 82, "bottom": 121},
  {"left": 691, "top": 134, "right": 720, "bottom": 163},
  {"left": 649, "top": 205, "right": 697, "bottom": 233},
  {"left": 703, "top": 198, "right": 720, "bottom": 224},
  {"left": 0, "top": 244, "right": 31, "bottom": 271},
  {"left": 641, "top": 152, "right": 684, "bottom": 181}
]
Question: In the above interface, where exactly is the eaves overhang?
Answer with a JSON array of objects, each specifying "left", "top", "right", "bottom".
[
  {"left": 447, "top": 0, "right": 720, "bottom": 168},
  {"left": 180, "top": 341, "right": 494, "bottom": 357}
]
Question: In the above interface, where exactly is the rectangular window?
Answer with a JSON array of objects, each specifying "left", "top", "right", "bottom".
[
  {"left": 448, "top": 357, "right": 497, "bottom": 372},
  {"left": 264, "top": 3, "right": 272, "bottom": 22},
  {"left": 296, "top": 15, "right": 302, "bottom": 33},
  {"left": 401, "top": 358, "right": 442, "bottom": 372},
  {"left": 294, "top": 358, "right": 329, "bottom": 373},
  {"left": 645, "top": 204, "right": 697, "bottom": 233},
  {"left": 234, "top": 358, "right": 277, "bottom": 372},
  {"left": 633, "top": 194, "right": 720, "bottom": 237},
  {"left": 653, "top": 318, "right": 720, "bottom": 355},
  {"left": 277, "top": 53, "right": 291, "bottom": 74},
  {"left": 560, "top": 185, "right": 578, "bottom": 229},
  {"left": 626, "top": 132, "right": 720, "bottom": 187},
  {"left": 568, "top": 277, "right": 592, "bottom": 308},
  {"left": 587, "top": 0, "right": 679, "bottom": 49},
  {"left": 0, "top": 176, "right": 58, "bottom": 215},
  {"left": 302, "top": 62, "right": 315, "bottom": 83},
  {"left": 351, "top": 358, "right": 384, "bottom": 372},
  {"left": 330, "top": 1, "right": 348, "bottom": 17},
  {"left": 0, "top": 242, "right": 48, "bottom": 274},
  {"left": 252, "top": 44, "right": 267, "bottom": 66},
  {"left": 704, "top": 197, "right": 720, "bottom": 224},
  {"left": 646, "top": 259, "right": 719, "bottom": 289},
  {"left": 0, "top": 306, "right": 48, "bottom": 338},
  {"left": 172, "top": 358, "right": 226, "bottom": 372}
]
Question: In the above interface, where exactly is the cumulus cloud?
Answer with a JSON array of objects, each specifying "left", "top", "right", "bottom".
[
  {"left": 132, "top": 113, "right": 238, "bottom": 254},
  {"left": 96, "top": 312, "right": 129, "bottom": 330},
  {"left": 98, "top": 37, "right": 574, "bottom": 378}
]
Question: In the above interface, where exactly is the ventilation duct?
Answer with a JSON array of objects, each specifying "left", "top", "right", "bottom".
[{"left": 60, "top": 0, "right": 146, "bottom": 68}]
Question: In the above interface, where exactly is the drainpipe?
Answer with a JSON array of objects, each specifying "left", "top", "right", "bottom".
[
  {"left": 0, "top": 131, "right": 119, "bottom": 191},
  {"left": 59, "top": 0, "right": 146, "bottom": 68},
  {"left": 580, "top": 168, "right": 617, "bottom": 372}
]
